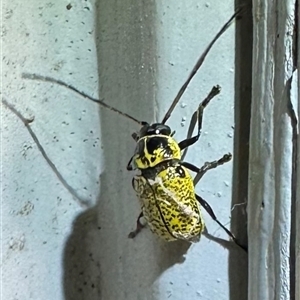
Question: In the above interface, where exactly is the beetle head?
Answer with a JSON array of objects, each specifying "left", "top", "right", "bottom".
[{"left": 137, "top": 122, "right": 171, "bottom": 139}]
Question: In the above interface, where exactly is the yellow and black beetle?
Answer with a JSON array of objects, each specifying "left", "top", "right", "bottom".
[
  {"left": 20, "top": 7, "right": 247, "bottom": 251},
  {"left": 122, "top": 8, "right": 246, "bottom": 249},
  {"left": 126, "top": 87, "right": 235, "bottom": 245}
]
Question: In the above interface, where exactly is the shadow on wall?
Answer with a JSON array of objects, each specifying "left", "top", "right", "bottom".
[
  {"left": 62, "top": 208, "right": 191, "bottom": 299},
  {"left": 229, "top": 0, "right": 252, "bottom": 299},
  {"left": 62, "top": 1, "right": 191, "bottom": 300},
  {"left": 63, "top": 208, "right": 102, "bottom": 299}
]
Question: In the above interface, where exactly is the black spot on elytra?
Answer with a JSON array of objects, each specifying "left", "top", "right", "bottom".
[{"left": 175, "top": 166, "right": 185, "bottom": 178}]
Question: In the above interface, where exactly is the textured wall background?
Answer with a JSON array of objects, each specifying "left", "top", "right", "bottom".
[{"left": 2, "top": 1, "right": 246, "bottom": 299}]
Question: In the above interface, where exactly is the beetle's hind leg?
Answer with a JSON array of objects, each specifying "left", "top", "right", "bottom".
[
  {"left": 195, "top": 194, "right": 247, "bottom": 252},
  {"left": 182, "top": 157, "right": 247, "bottom": 251},
  {"left": 179, "top": 85, "right": 221, "bottom": 160},
  {"left": 128, "top": 211, "right": 146, "bottom": 239}
]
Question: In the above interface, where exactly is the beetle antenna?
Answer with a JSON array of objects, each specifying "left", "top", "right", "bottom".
[
  {"left": 161, "top": 7, "right": 245, "bottom": 124},
  {"left": 22, "top": 73, "right": 143, "bottom": 125}
]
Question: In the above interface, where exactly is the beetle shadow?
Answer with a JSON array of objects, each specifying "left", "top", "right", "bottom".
[{"left": 63, "top": 207, "right": 102, "bottom": 299}]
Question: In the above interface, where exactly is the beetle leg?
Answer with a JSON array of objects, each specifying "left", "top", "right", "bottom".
[
  {"left": 180, "top": 153, "right": 232, "bottom": 186},
  {"left": 179, "top": 85, "right": 221, "bottom": 160},
  {"left": 193, "top": 153, "right": 232, "bottom": 185},
  {"left": 131, "top": 132, "right": 138, "bottom": 141},
  {"left": 195, "top": 194, "right": 247, "bottom": 252},
  {"left": 127, "top": 155, "right": 134, "bottom": 171},
  {"left": 128, "top": 211, "right": 146, "bottom": 239}
]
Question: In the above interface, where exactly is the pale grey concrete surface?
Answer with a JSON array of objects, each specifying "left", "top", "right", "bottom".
[{"left": 2, "top": 1, "right": 247, "bottom": 299}]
